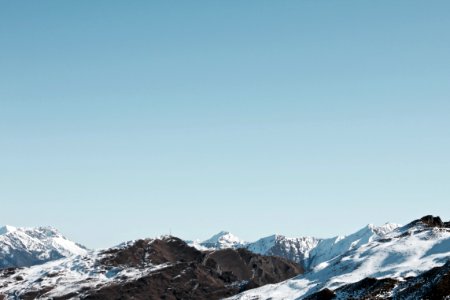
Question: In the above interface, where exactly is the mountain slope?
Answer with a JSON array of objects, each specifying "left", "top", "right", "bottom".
[
  {"left": 228, "top": 216, "right": 450, "bottom": 299},
  {"left": 0, "top": 225, "right": 88, "bottom": 269},
  {"left": 304, "top": 260, "right": 450, "bottom": 300},
  {"left": 0, "top": 236, "right": 302, "bottom": 300}
]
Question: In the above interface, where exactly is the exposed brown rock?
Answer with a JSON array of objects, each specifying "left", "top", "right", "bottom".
[
  {"left": 334, "top": 277, "right": 398, "bottom": 299},
  {"left": 204, "top": 248, "right": 303, "bottom": 287},
  {"left": 101, "top": 237, "right": 203, "bottom": 267},
  {"left": 409, "top": 215, "right": 450, "bottom": 229},
  {"left": 83, "top": 262, "right": 238, "bottom": 300},
  {"left": 303, "top": 288, "right": 335, "bottom": 300}
]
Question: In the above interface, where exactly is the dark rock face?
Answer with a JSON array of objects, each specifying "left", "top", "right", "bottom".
[
  {"left": 409, "top": 215, "right": 450, "bottom": 229},
  {"left": 306, "top": 260, "right": 450, "bottom": 300},
  {"left": 303, "top": 288, "right": 335, "bottom": 300},
  {"left": 82, "top": 262, "right": 238, "bottom": 300},
  {"left": 334, "top": 277, "right": 398, "bottom": 299},
  {"left": 204, "top": 248, "right": 303, "bottom": 286},
  {"left": 87, "top": 238, "right": 302, "bottom": 300}
]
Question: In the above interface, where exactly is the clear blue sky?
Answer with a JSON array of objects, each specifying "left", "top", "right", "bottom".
[{"left": 1, "top": 1, "right": 449, "bottom": 248}]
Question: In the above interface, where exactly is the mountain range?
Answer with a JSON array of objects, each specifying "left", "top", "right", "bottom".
[{"left": 0, "top": 215, "right": 449, "bottom": 299}]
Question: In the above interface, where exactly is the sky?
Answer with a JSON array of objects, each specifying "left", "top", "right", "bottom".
[{"left": 1, "top": 1, "right": 449, "bottom": 249}]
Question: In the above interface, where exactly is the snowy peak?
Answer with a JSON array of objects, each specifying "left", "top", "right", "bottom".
[
  {"left": 200, "top": 231, "right": 246, "bottom": 249},
  {"left": 0, "top": 225, "right": 17, "bottom": 235},
  {"left": 246, "top": 234, "right": 320, "bottom": 264},
  {"left": 0, "top": 225, "right": 88, "bottom": 269},
  {"left": 369, "top": 222, "right": 400, "bottom": 236}
]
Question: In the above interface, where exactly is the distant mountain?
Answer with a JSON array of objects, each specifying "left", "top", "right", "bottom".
[
  {"left": 192, "top": 224, "right": 400, "bottom": 271},
  {"left": 228, "top": 215, "right": 450, "bottom": 299},
  {"left": 194, "top": 231, "right": 246, "bottom": 250},
  {"left": 246, "top": 235, "right": 320, "bottom": 265},
  {"left": 0, "top": 236, "right": 301, "bottom": 299},
  {"left": 189, "top": 231, "right": 320, "bottom": 265},
  {"left": 0, "top": 225, "right": 88, "bottom": 269}
]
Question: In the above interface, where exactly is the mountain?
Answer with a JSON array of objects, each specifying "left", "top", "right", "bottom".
[
  {"left": 190, "top": 232, "right": 321, "bottom": 265},
  {"left": 228, "top": 215, "right": 450, "bottom": 299},
  {"left": 0, "top": 236, "right": 302, "bottom": 300},
  {"left": 246, "top": 235, "right": 320, "bottom": 265},
  {"left": 189, "top": 231, "right": 246, "bottom": 250},
  {"left": 0, "top": 225, "right": 88, "bottom": 269},
  {"left": 192, "top": 223, "right": 399, "bottom": 271}
]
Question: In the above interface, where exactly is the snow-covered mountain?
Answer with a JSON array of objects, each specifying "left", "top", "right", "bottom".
[
  {"left": 0, "top": 236, "right": 301, "bottom": 299},
  {"left": 0, "top": 225, "right": 88, "bottom": 269},
  {"left": 191, "top": 224, "right": 399, "bottom": 271},
  {"left": 189, "top": 231, "right": 246, "bottom": 250},
  {"left": 228, "top": 215, "right": 450, "bottom": 299},
  {"left": 247, "top": 235, "right": 320, "bottom": 265},
  {"left": 190, "top": 231, "right": 321, "bottom": 266}
]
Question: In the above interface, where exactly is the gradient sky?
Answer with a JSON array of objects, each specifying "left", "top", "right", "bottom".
[{"left": 1, "top": 1, "right": 449, "bottom": 249}]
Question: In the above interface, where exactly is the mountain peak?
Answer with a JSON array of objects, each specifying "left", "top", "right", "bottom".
[
  {"left": 200, "top": 231, "right": 245, "bottom": 249},
  {"left": 0, "top": 225, "right": 17, "bottom": 235}
]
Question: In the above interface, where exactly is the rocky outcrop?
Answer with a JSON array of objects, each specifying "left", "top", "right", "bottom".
[
  {"left": 204, "top": 248, "right": 303, "bottom": 287},
  {"left": 409, "top": 215, "right": 450, "bottom": 229}
]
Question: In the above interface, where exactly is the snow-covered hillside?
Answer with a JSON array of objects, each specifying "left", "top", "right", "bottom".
[
  {"left": 305, "top": 222, "right": 400, "bottom": 269},
  {"left": 0, "top": 225, "right": 88, "bottom": 268},
  {"left": 228, "top": 216, "right": 450, "bottom": 299}
]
